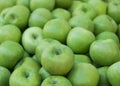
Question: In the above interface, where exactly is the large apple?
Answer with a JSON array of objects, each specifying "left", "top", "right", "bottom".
[
  {"left": 0, "top": 66, "right": 11, "bottom": 86},
  {"left": 41, "top": 76, "right": 72, "bottom": 86},
  {"left": 93, "top": 14, "right": 118, "bottom": 35},
  {"left": 0, "top": 40, "right": 24, "bottom": 69},
  {"left": 41, "top": 43, "right": 74, "bottom": 75},
  {"left": 90, "top": 39, "right": 119, "bottom": 66},
  {"left": 0, "top": 24, "right": 21, "bottom": 43},
  {"left": 67, "top": 63, "right": 99, "bottom": 86},
  {"left": 22, "top": 27, "right": 43, "bottom": 54},
  {"left": 43, "top": 18, "right": 71, "bottom": 43},
  {"left": 67, "top": 27, "right": 95, "bottom": 54},
  {"left": 29, "top": 8, "right": 53, "bottom": 28}
]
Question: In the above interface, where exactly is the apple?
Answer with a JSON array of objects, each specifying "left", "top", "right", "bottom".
[
  {"left": 22, "top": 27, "right": 43, "bottom": 54},
  {"left": 1, "top": 5, "right": 30, "bottom": 30},
  {"left": 107, "top": 61, "right": 120, "bottom": 86},
  {"left": 41, "top": 76, "right": 72, "bottom": 86},
  {"left": 43, "top": 18, "right": 71, "bottom": 43},
  {"left": 30, "top": 0, "right": 55, "bottom": 11},
  {"left": 41, "top": 43, "right": 74, "bottom": 75},
  {"left": 52, "top": 8, "right": 71, "bottom": 21},
  {"left": 93, "top": 14, "right": 118, "bottom": 35},
  {"left": 16, "top": 0, "right": 30, "bottom": 9},
  {"left": 90, "top": 39, "right": 120, "bottom": 66},
  {"left": 98, "top": 66, "right": 110, "bottom": 86},
  {"left": 117, "top": 24, "right": 120, "bottom": 39},
  {"left": 108, "top": 0, "right": 120, "bottom": 24},
  {"left": 67, "top": 27, "right": 95, "bottom": 54},
  {"left": 0, "top": 24, "right": 21, "bottom": 43},
  {"left": 87, "top": 0, "right": 107, "bottom": 15},
  {"left": 67, "top": 63, "right": 99, "bottom": 86},
  {"left": 29, "top": 8, "right": 53, "bottom": 28},
  {"left": 35, "top": 38, "right": 61, "bottom": 64},
  {"left": 0, "top": 40, "right": 24, "bottom": 69},
  {"left": 69, "top": 15, "right": 94, "bottom": 32},
  {"left": 72, "top": 2, "right": 96, "bottom": 20},
  {"left": 0, "top": 66, "right": 11, "bottom": 86}
]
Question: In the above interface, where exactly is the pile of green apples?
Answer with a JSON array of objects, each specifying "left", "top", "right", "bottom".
[{"left": 0, "top": 0, "right": 120, "bottom": 86}]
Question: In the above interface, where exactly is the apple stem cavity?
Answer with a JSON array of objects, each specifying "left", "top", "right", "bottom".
[
  {"left": 25, "top": 72, "right": 30, "bottom": 78},
  {"left": 82, "top": 7, "right": 87, "bottom": 13},
  {"left": 55, "top": 49, "right": 61, "bottom": 55}
]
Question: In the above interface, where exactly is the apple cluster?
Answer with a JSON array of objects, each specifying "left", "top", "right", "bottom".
[{"left": 0, "top": 0, "right": 120, "bottom": 86}]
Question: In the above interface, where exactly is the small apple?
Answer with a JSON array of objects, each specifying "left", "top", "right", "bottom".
[
  {"left": 41, "top": 43, "right": 74, "bottom": 75},
  {"left": 16, "top": 0, "right": 30, "bottom": 9},
  {"left": 67, "top": 27, "right": 95, "bottom": 54},
  {"left": 0, "top": 66, "right": 11, "bottom": 86},
  {"left": 0, "top": 40, "right": 24, "bottom": 69},
  {"left": 93, "top": 15, "right": 117, "bottom": 35},
  {"left": 41, "top": 76, "right": 72, "bottom": 86},
  {"left": 43, "top": 18, "right": 71, "bottom": 43},
  {"left": 69, "top": 15, "right": 94, "bottom": 32},
  {"left": 90, "top": 39, "right": 119, "bottom": 66},
  {"left": 29, "top": 8, "right": 53, "bottom": 28},
  {"left": 30, "top": 0, "right": 55, "bottom": 11},
  {"left": 22, "top": 27, "right": 43, "bottom": 54},
  {"left": 67, "top": 63, "right": 99, "bottom": 86},
  {"left": 0, "top": 24, "right": 21, "bottom": 43}
]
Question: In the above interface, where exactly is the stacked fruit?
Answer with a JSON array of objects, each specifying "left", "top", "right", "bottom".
[{"left": 0, "top": 0, "right": 120, "bottom": 86}]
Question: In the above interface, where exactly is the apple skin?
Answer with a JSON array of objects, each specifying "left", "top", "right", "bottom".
[
  {"left": 41, "top": 76, "right": 72, "bottom": 86},
  {"left": 16, "top": 0, "right": 30, "bottom": 9},
  {"left": 93, "top": 15, "right": 118, "bottom": 35},
  {"left": 0, "top": 66, "right": 11, "bottom": 86},
  {"left": 0, "top": 24, "right": 21, "bottom": 43},
  {"left": 67, "top": 63, "right": 99, "bottom": 86},
  {"left": 22, "top": 27, "right": 43, "bottom": 54},
  {"left": 0, "top": 40, "right": 24, "bottom": 69},
  {"left": 43, "top": 18, "right": 71, "bottom": 43},
  {"left": 67, "top": 27, "right": 95, "bottom": 54},
  {"left": 30, "top": 0, "right": 55, "bottom": 11},
  {"left": 90, "top": 39, "right": 119, "bottom": 66},
  {"left": 29, "top": 8, "right": 53, "bottom": 28},
  {"left": 2, "top": 5, "right": 30, "bottom": 30},
  {"left": 41, "top": 43, "right": 74, "bottom": 75}
]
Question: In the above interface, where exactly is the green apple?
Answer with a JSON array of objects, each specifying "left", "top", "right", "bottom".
[
  {"left": 67, "top": 27, "right": 95, "bottom": 54},
  {"left": 52, "top": 8, "right": 71, "bottom": 21},
  {"left": 87, "top": 0, "right": 107, "bottom": 15},
  {"left": 0, "top": 66, "right": 11, "bottom": 86},
  {"left": 107, "top": 61, "right": 120, "bottom": 86},
  {"left": 41, "top": 43, "right": 74, "bottom": 75},
  {"left": 98, "top": 66, "right": 110, "bottom": 86},
  {"left": 29, "top": 8, "right": 53, "bottom": 28},
  {"left": 22, "top": 27, "right": 43, "bottom": 54},
  {"left": 43, "top": 18, "right": 71, "bottom": 43},
  {"left": 67, "top": 63, "right": 99, "bottom": 86},
  {"left": 96, "top": 31, "right": 119, "bottom": 47},
  {"left": 16, "top": 0, "right": 30, "bottom": 9},
  {"left": 0, "top": 0, "right": 14, "bottom": 13},
  {"left": 2, "top": 5, "right": 30, "bottom": 30},
  {"left": 0, "top": 24, "right": 21, "bottom": 43},
  {"left": 30, "top": 0, "right": 55, "bottom": 11},
  {"left": 117, "top": 24, "right": 120, "bottom": 39},
  {"left": 74, "top": 54, "right": 91, "bottom": 63},
  {"left": 108, "top": 0, "right": 120, "bottom": 23},
  {"left": 9, "top": 63, "right": 41, "bottom": 86},
  {"left": 39, "top": 67, "right": 51, "bottom": 81},
  {"left": 35, "top": 38, "right": 61, "bottom": 64},
  {"left": 93, "top": 15, "right": 118, "bottom": 35},
  {"left": 41, "top": 76, "right": 72, "bottom": 86},
  {"left": 55, "top": 0, "right": 72, "bottom": 9},
  {"left": 69, "top": 15, "right": 94, "bottom": 32},
  {"left": 0, "top": 40, "right": 24, "bottom": 69},
  {"left": 72, "top": 2, "right": 96, "bottom": 19},
  {"left": 90, "top": 39, "right": 119, "bottom": 66}
]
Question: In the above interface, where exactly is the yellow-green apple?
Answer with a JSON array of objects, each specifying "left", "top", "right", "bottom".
[
  {"left": 43, "top": 18, "right": 71, "bottom": 43},
  {"left": 41, "top": 76, "right": 72, "bottom": 86},
  {"left": 29, "top": 8, "right": 53, "bottom": 28},
  {"left": 16, "top": 0, "right": 30, "bottom": 9},
  {"left": 41, "top": 43, "right": 74, "bottom": 75},
  {"left": 22, "top": 27, "right": 43, "bottom": 54},
  {"left": 67, "top": 27, "right": 95, "bottom": 54},
  {"left": 0, "top": 66, "right": 11, "bottom": 86}
]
